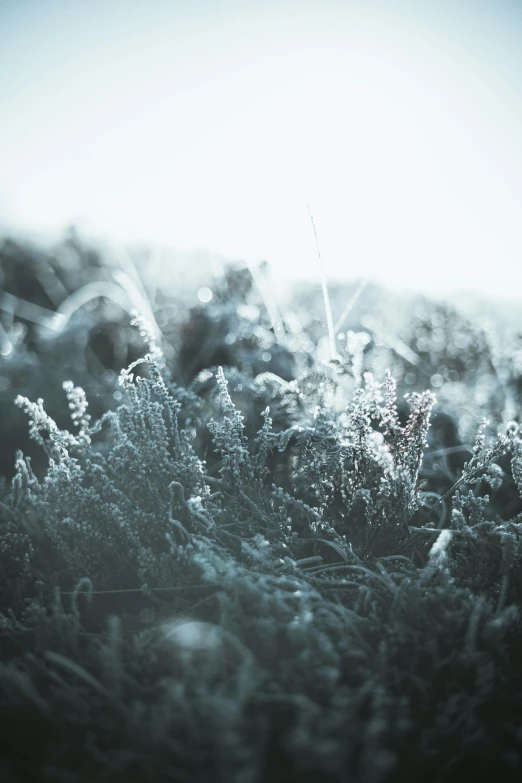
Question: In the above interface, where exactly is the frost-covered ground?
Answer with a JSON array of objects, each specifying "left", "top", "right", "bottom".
[{"left": 1, "top": 232, "right": 521, "bottom": 782}]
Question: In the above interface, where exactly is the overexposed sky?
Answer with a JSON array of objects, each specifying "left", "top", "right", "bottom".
[{"left": 1, "top": 0, "right": 522, "bottom": 298}]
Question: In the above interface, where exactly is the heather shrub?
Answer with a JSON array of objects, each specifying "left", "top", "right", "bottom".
[{"left": 1, "top": 238, "right": 522, "bottom": 782}]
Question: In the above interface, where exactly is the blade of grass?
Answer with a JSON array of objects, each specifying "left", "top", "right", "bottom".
[
  {"left": 334, "top": 279, "right": 367, "bottom": 334},
  {"left": 307, "top": 204, "right": 336, "bottom": 360}
]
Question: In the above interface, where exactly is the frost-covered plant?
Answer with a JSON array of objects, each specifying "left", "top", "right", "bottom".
[{"left": 2, "top": 295, "right": 522, "bottom": 783}]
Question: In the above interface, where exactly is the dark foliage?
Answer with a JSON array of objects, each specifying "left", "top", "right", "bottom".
[{"left": 1, "top": 233, "right": 522, "bottom": 782}]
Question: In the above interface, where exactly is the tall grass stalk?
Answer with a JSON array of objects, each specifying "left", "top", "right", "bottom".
[
  {"left": 334, "top": 278, "right": 367, "bottom": 333},
  {"left": 307, "top": 204, "right": 336, "bottom": 360}
]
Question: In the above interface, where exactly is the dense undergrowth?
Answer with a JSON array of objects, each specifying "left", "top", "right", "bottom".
[{"left": 1, "top": 233, "right": 522, "bottom": 782}]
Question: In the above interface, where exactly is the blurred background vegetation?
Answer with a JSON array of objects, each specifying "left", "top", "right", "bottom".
[{"left": 2, "top": 227, "right": 521, "bottom": 495}]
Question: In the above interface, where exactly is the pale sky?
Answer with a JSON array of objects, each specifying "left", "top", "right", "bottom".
[{"left": 1, "top": 0, "right": 522, "bottom": 299}]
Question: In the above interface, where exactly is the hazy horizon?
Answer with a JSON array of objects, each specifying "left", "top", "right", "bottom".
[{"left": 2, "top": 0, "right": 522, "bottom": 300}]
